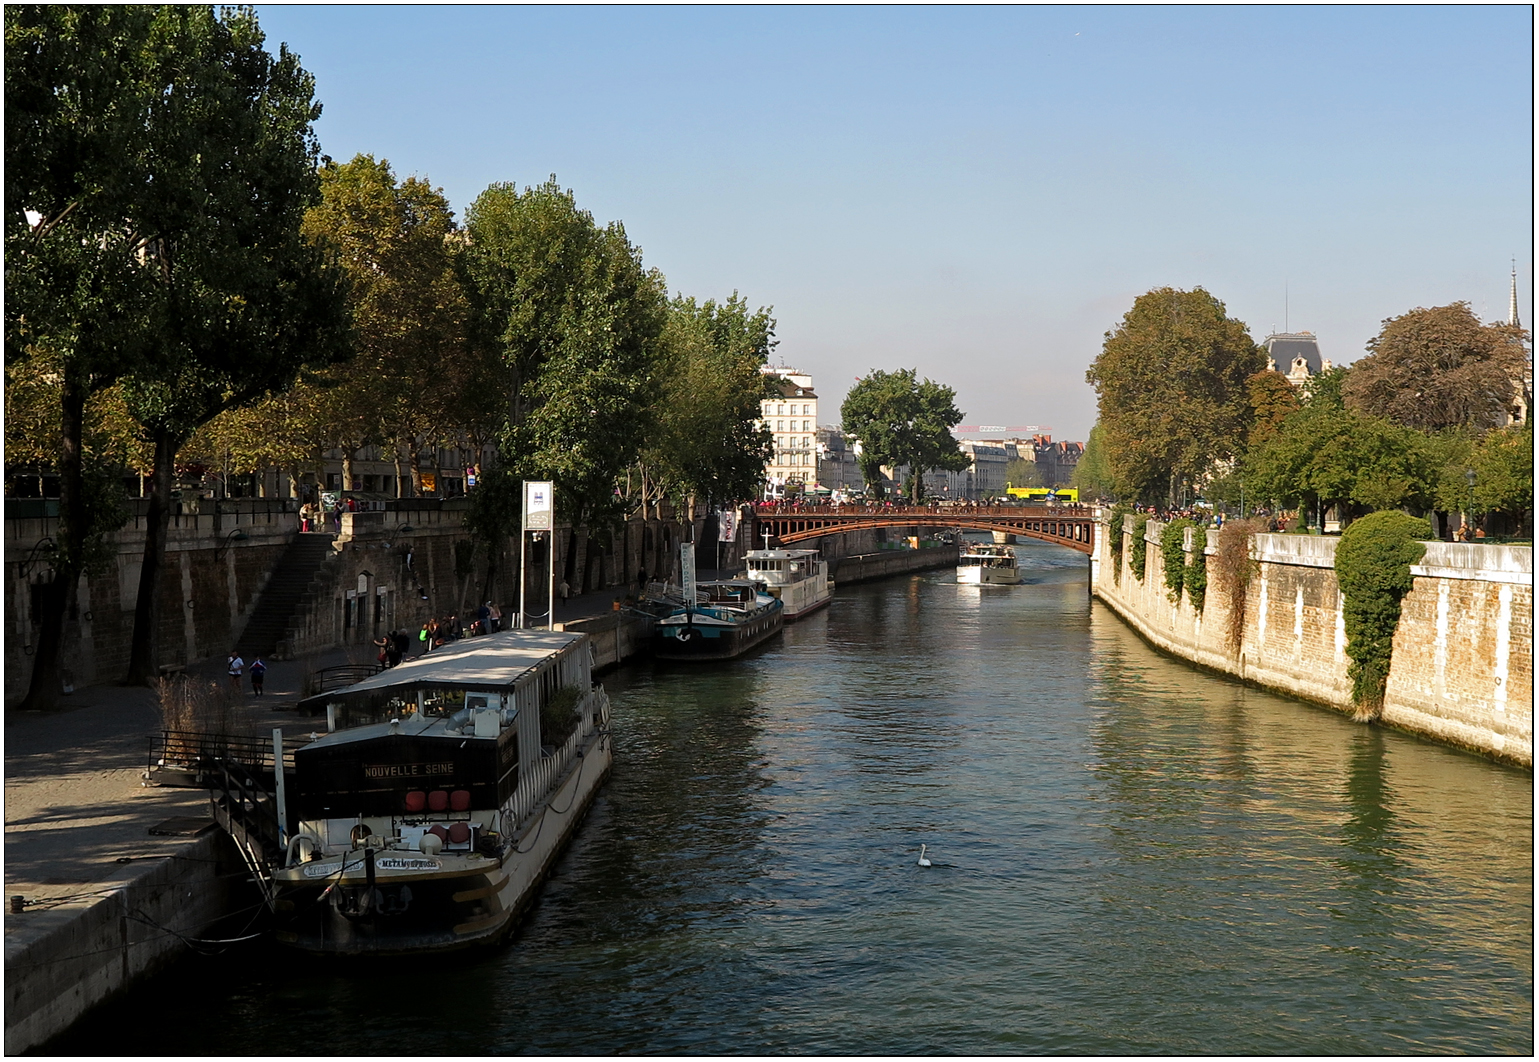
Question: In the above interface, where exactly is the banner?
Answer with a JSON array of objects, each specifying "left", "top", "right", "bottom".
[
  {"left": 680, "top": 541, "right": 697, "bottom": 608},
  {"left": 523, "top": 480, "right": 553, "bottom": 531},
  {"left": 718, "top": 509, "right": 738, "bottom": 545}
]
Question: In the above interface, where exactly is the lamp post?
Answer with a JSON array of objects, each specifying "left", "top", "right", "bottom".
[{"left": 1465, "top": 467, "right": 1476, "bottom": 539}]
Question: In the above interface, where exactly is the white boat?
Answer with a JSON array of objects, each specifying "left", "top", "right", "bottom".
[
  {"left": 744, "top": 547, "right": 833, "bottom": 620},
  {"left": 271, "top": 630, "right": 611, "bottom": 955},
  {"left": 957, "top": 543, "right": 1021, "bottom": 585}
]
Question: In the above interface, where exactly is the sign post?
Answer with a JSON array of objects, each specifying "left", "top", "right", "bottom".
[{"left": 521, "top": 481, "right": 553, "bottom": 630}]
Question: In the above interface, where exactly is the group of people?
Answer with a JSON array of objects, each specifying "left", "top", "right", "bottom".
[
  {"left": 402, "top": 601, "right": 506, "bottom": 660},
  {"left": 298, "top": 494, "right": 359, "bottom": 534},
  {"left": 225, "top": 651, "right": 267, "bottom": 695}
]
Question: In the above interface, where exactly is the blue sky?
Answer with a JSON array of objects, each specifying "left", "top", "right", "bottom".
[{"left": 256, "top": 5, "right": 1532, "bottom": 442}]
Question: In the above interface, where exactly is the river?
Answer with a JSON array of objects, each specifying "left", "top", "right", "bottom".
[{"left": 49, "top": 539, "right": 1533, "bottom": 1055}]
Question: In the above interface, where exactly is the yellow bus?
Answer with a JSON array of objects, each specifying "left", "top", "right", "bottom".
[{"left": 1005, "top": 487, "right": 1079, "bottom": 504}]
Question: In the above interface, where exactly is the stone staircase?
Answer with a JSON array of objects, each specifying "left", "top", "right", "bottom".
[{"left": 234, "top": 534, "right": 336, "bottom": 659}]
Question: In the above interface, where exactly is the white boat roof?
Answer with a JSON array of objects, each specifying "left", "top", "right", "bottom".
[
  {"left": 746, "top": 548, "right": 820, "bottom": 559},
  {"left": 328, "top": 629, "right": 584, "bottom": 695},
  {"left": 301, "top": 713, "right": 480, "bottom": 752}
]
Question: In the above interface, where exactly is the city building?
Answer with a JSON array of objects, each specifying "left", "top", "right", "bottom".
[
  {"left": 815, "top": 427, "right": 866, "bottom": 494},
  {"left": 759, "top": 366, "right": 819, "bottom": 495},
  {"left": 1262, "top": 332, "right": 1333, "bottom": 388}
]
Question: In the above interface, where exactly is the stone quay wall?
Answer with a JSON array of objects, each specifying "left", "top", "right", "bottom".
[
  {"left": 5, "top": 502, "right": 706, "bottom": 700},
  {"left": 1090, "top": 515, "right": 1532, "bottom": 768},
  {"left": 4, "top": 830, "right": 253, "bottom": 1055}
]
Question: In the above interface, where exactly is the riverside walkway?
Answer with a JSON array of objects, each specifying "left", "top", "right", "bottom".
[{"left": 3, "top": 586, "right": 640, "bottom": 1053}]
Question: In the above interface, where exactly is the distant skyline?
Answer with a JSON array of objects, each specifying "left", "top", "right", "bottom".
[{"left": 256, "top": 5, "right": 1532, "bottom": 441}]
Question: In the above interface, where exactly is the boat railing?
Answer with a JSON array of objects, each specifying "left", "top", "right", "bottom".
[
  {"left": 508, "top": 685, "right": 609, "bottom": 830},
  {"left": 149, "top": 728, "right": 297, "bottom": 782}
]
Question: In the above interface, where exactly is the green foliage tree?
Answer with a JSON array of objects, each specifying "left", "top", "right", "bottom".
[
  {"left": 1470, "top": 422, "right": 1534, "bottom": 525},
  {"left": 642, "top": 294, "right": 776, "bottom": 516},
  {"left": 118, "top": 6, "right": 350, "bottom": 685},
  {"left": 1085, "top": 287, "right": 1263, "bottom": 504},
  {"left": 1244, "top": 375, "right": 1438, "bottom": 524},
  {"left": 1004, "top": 457, "right": 1043, "bottom": 490},
  {"left": 1335, "top": 511, "right": 1430, "bottom": 715},
  {"left": 296, "top": 154, "right": 488, "bottom": 497},
  {"left": 6, "top": 4, "right": 165, "bottom": 708},
  {"left": 464, "top": 177, "right": 667, "bottom": 587},
  {"left": 1070, "top": 423, "right": 1113, "bottom": 500},
  {"left": 840, "top": 368, "right": 968, "bottom": 501},
  {"left": 1344, "top": 303, "right": 1531, "bottom": 432}
]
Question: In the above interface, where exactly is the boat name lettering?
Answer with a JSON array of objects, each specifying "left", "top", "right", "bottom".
[
  {"left": 362, "top": 761, "right": 456, "bottom": 780},
  {"left": 375, "top": 856, "right": 441, "bottom": 871}
]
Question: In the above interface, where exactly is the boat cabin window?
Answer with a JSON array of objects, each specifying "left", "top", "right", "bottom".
[{"left": 749, "top": 559, "right": 785, "bottom": 572}]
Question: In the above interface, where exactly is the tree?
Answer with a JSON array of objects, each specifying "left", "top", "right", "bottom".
[
  {"left": 840, "top": 369, "right": 968, "bottom": 501},
  {"left": 7, "top": 5, "right": 177, "bottom": 708},
  {"left": 1246, "top": 370, "right": 1302, "bottom": 447},
  {"left": 1085, "top": 287, "right": 1263, "bottom": 505},
  {"left": 1004, "top": 457, "right": 1043, "bottom": 490},
  {"left": 1344, "top": 302, "right": 1530, "bottom": 432},
  {"left": 119, "top": 6, "right": 350, "bottom": 686},
  {"left": 1070, "top": 423, "right": 1112, "bottom": 499},
  {"left": 463, "top": 177, "right": 667, "bottom": 588},
  {"left": 1244, "top": 394, "right": 1437, "bottom": 523},
  {"left": 642, "top": 293, "right": 776, "bottom": 515},
  {"left": 299, "top": 154, "right": 485, "bottom": 496}
]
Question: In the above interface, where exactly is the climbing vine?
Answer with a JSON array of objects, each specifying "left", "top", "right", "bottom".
[
  {"left": 1106, "top": 503, "right": 1131, "bottom": 584},
  {"left": 1161, "top": 518, "right": 1195, "bottom": 602},
  {"left": 1129, "top": 513, "right": 1150, "bottom": 582},
  {"left": 1212, "top": 518, "right": 1265, "bottom": 654},
  {"left": 1336, "top": 511, "right": 1429, "bottom": 718},
  {"left": 1186, "top": 526, "right": 1208, "bottom": 612}
]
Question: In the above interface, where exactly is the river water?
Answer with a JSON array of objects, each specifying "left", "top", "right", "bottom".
[{"left": 51, "top": 540, "right": 1532, "bottom": 1055}]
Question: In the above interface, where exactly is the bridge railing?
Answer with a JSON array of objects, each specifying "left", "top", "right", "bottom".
[{"left": 756, "top": 503, "right": 1094, "bottom": 518}]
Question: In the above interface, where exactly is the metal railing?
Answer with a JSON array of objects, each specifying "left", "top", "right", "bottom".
[{"left": 507, "top": 686, "right": 610, "bottom": 832}]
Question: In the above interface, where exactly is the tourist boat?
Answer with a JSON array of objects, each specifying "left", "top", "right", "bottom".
[
  {"left": 957, "top": 542, "right": 1022, "bottom": 585},
  {"left": 270, "top": 630, "right": 611, "bottom": 955},
  {"left": 647, "top": 543, "right": 783, "bottom": 660},
  {"left": 744, "top": 547, "right": 832, "bottom": 620}
]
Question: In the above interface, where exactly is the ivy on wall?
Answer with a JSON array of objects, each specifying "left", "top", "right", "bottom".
[
  {"left": 1161, "top": 518, "right": 1195, "bottom": 602},
  {"left": 1186, "top": 526, "right": 1208, "bottom": 612},
  {"left": 1212, "top": 518, "right": 1265, "bottom": 654},
  {"left": 1106, "top": 503, "right": 1131, "bottom": 585},
  {"left": 1335, "top": 511, "right": 1429, "bottom": 717},
  {"left": 1129, "top": 513, "right": 1150, "bottom": 582}
]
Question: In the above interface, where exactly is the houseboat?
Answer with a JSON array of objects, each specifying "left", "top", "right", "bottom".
[
  {"left": 744, "top": 547, "right": 832, "bottom": 620},
  {"left": 957, "top": 542, "right": 1022, "bottom": 585},
  {"left": 646, "top": 543, "right": 783, "bottom": 660},
  {"left": 270, "top": 630, "right": 611, "bottom": 955}
]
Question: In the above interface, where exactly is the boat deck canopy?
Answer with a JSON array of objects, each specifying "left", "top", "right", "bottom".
[{"left": 331, "top": 630, "right": 584, "bottom": 696}]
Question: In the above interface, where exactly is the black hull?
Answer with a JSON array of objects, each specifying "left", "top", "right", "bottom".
[{"left": 653, "top": 611, "right": 784, "bottom": 660}]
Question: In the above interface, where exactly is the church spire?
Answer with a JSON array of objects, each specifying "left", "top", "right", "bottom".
[{"left": 1510, "top": 259, "right": 1521, "bottom": 328}]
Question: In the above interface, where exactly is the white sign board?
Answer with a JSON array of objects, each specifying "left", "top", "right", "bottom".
[{"left": 524, "top": 480, "right": 553, "bottom": 531}]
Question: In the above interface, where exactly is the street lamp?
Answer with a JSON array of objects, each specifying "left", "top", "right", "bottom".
[{"left": 1465, "top": 467, "right": 1477, "bottom": 539}]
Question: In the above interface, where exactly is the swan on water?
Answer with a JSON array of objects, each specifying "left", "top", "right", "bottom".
[{"left": 918, "top": 844, "right": 932, "bottom": 867}]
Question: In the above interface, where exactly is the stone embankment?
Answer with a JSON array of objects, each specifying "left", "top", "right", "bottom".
[
  {"left": 829, "top": 543, "right": 959, "bottom": 584},
  {"left": 1091, "top": 515, "right": 1532, "bottom": 768}
]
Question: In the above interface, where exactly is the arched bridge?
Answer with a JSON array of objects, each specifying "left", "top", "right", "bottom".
[{"left": 754, "top": 504, "right": 1098, "bottom": 555}]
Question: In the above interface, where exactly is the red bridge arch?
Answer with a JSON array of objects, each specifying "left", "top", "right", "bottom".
[{"left": 754, "top": 504, "right": 1097, "bottom": 555}]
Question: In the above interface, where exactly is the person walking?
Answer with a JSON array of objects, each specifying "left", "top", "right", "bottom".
[
  {"left": 488, "top": 602, "right": 502, "bottom": 633},
  {"left": 227, "top": 651, "right": 244, "bottom": 692},
  {"left": 248, "top": 658, "right": 266, "bottom": 696},
  {"left": 393, "top": 628, "right": 410, "bottom": 662},
  {"left": 559, "top": 579, "right": 570, "bottom": 606}
]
